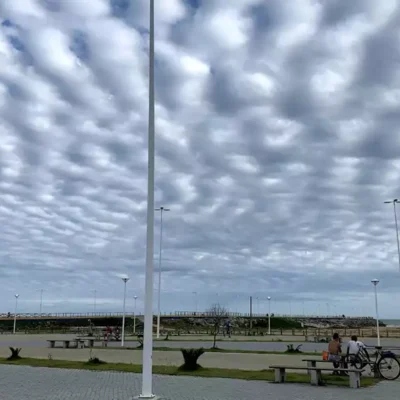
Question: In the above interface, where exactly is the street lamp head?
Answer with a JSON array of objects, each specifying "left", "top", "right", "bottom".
[
  {"left": 121, "top": 277, "right": 129, "bottom": 283},
  {"left": 371, "top": 279, "right": 380, "bottom": 286},
  {"left": 134, "top": 295, "right": 138, "bottom": 300},
  {"left": 267, "top": 296, "right": 271, "bottom": 300},
  {"left": 15, "top": 294, "right": 19, "bottom": 298},
  {"left": 155, "top": 207, "right": 170, "bottom": 211}
]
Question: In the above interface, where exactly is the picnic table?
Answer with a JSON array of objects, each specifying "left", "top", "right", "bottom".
[
  {"left": 303, "top": 356, "right": 348, "bottom": 375},
  {"left": 75, "top": 337, "right": 95, "bottom": 348},
  {"left": 47, "top": 337, "right": 95, "bottom": 349},
  {"left": 47, "top": 339, "right": 72, "bottom": 349}
]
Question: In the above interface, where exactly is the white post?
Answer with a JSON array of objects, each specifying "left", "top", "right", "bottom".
[
  {"left": 121, "top": 278, "right": 129, "bottom": 347},
  {"left": 393, "top": 201, "right": 400, "bottom": 272},
  {"left": 267, "top": 296, "right": 271, "bottom": 335},
  {"left": 193, "top": 292, "right": 198, "bottom": 313},
  {"left": 156, "top": 208, "right": 163, "bottom": 339},
  {"left": 39, "top": 289, "right": 43, "bottom": 316},
  {"left": 94, "top": 289, "right": 97, "bottom": 314},
  {"left": 134, "top": 295, "right": 138, "bottom": 334},
  {"left": 13, "top": 294, "right": 19, "bottom": 334},
  {"left": 371, "top": 279, "right": 380, "bottom": 347},
  {"left": 140, "top": 0, "right": 155, "bottom": 396}
]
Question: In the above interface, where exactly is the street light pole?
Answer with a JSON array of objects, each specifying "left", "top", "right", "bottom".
[
  {"left": 371, "top": 279, "right": 380, "bottom": 347},
  {"left": 141, "top": 0, "right": 155, "bottom": 396},
  {"left": 13, "top": 294, "right": 19, "bottom": 334},
  {"left": 92, "top": 289, "right": 97, "bottom": 314},
  {"left": 193, "top": 292, "right": 198, "bottom": 313},
  {"left": 267, "top": 296, "right": 271, "bottom": 335},
  {"left": 384, "top": 199, "right": 400, "bottom": 271},
  {"left": 38, "top": 289, "right": 44, "bottom": 316},
  {"left": 121, "top": 277, "right": 129, "bottom": 347},
  {"left": 134, "top": 295, "right": 138, "bottom": 334},
  {"left": 155, "top": 206, "right": 170, "bottom": 339}
]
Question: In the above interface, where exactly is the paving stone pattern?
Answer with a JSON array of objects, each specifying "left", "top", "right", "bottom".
[{"left": 0, "top": 365, "right": 399, "bottom": 400}]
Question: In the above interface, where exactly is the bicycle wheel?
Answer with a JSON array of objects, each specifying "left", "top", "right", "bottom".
[
  {"left": 346, "top": 354, "right": 364, "bottom": 370},
  {"left": 378, "top": 356, "right": 400, "bottom": 380}
]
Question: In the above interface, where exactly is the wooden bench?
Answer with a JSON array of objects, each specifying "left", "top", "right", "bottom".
[{"left": 269, "top": 365, "right": 364, "bottom": 389}]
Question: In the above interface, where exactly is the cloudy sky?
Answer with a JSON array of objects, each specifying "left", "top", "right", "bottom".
[{"left": 1, "top": 0, "right": 400, "bottom": 318}]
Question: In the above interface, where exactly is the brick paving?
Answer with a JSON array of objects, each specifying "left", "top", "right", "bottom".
[{"left": 0, "top": 365, "right": 399, "bottom": 400}]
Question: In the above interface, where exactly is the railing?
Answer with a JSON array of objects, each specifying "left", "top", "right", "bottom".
[{"left": 0, "top": 311, "right": 373, "bottom": 319}]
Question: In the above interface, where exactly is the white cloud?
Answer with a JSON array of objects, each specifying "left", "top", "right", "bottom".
[{"left": 0, "top": 0, "right": 399, "bottom": 317}]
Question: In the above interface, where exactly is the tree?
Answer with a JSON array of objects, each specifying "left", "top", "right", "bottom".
[{"left": 207, "top": 303, "right": 228, "bottom": 349}]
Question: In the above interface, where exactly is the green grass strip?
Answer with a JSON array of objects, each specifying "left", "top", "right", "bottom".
[
  {"left": 95, "top": 346, "right": 320, "bottom": 356},
  {"left": 0, "top": 357, "right": 379, "bottom": 388}
]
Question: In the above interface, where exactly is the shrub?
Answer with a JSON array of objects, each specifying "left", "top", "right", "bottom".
[
  {"left": 87, "top": 357, "right": 106, "bottom": 365},
  {"left": 7, "top": 347, "right": 22, "bottom": 361},
  {"left": 285, "top": 344, "right": 303, "bottom": 353},
  {"left": 179, "top": 348, "right": 205, "bottom": 371}
]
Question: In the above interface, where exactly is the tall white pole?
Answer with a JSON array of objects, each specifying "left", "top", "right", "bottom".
[
  {"left": 93, "top": 289, "right": 97, "bottom": 314},
  {"left": 13, "top": 294, "right": 19, "bottom": 334},
  {"left": 372, "top": 279, "right": 380, "bottom": 347},
  {"left": 156, "top": 208, "right": 164, "bottom": 339},
  {"left": 134, "top": 295, "right": 138, "bottom": 334},
  {"left": 267, "top": 296, "right": 271, "bottom": 335},
  {"left": 140, "top": 0, "right": 155, "bottom": 396},
  {"left": 121, "top": 278, "right": 129, "bottom": 347},
  {"left": 39, "top": 289, "right": 43, "bottom": 316},
  {"left": 393, "top": 201, "right": 400, "bottom": 272},
  {"left": 193, "top": 292, "right": 198, "bottom": 313},
  {"left": 384, "top": 199, "right": 400, "bottom": 272}
]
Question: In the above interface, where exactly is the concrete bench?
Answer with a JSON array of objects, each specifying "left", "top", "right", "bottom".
[
  {"left": 47, "top": 340, "right": 71, "bottom": 349},
  {"left": 302, "top": 358, "right": 346, "bottom": 375},
  {"left": 73, "top": 339, "right": 85, "bottom": 349},
  {"left": 269, "top": 365, "right": 364, "bottom": 389},
  {"left": 75, "top": 337, "right": 95, "bottom": 348}
]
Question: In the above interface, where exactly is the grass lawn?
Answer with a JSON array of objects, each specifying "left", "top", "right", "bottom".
[
  {"left": 152, "top": 337, "right": 307, "bottom": 343},
  {"left": 0, "top": 357, "right": 379, "bottom": 388},
  {"left": 96, "top": 346, "right": 320, "bottom": 357}
]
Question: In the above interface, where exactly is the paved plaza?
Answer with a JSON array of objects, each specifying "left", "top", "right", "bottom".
[{"left": 0, "top": 365, "right": 399, "bottom": 400}]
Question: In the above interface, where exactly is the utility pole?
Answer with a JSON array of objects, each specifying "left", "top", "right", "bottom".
[
  {"left": 384, "top": 199, "right": 400, "bottom": 271},
  {"left": 155, "top": 206, "right": 170, "bottom": 339},
  {"left": 39, "top": 289, "right": 44, "bottom": 316},
  {"left": 249, "top": 296, "right": 253, "bottom": 330}
]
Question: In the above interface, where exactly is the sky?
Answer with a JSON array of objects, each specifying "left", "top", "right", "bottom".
[{"left": 1, "top": 0, "right": 400, "bottom": 318}]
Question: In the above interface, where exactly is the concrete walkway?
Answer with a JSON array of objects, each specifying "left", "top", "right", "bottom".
[{"left": 0, "top": 365, "right": 398, "bottom": 400}]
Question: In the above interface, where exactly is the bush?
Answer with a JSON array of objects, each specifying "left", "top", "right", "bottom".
[
  {"left": 86, "top": 357, "right": 106, "bottom": 365},
  {"left": 285, "top": 344, "right": 303, "bottom": 353},
  {"left": 179, "top": 348, "right": 205, "bottom": 371},
  {"left": 7, "top": 347, "right": 22, "bottom": 360}
]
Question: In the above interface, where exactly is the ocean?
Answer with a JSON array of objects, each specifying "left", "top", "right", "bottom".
[{"left": 381, "top": 319, "right": 400, "bottom": 327}]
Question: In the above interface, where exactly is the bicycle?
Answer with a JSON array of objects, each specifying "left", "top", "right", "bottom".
[{"left": 346, "top": 346, "right": 400, "bottom": 380}]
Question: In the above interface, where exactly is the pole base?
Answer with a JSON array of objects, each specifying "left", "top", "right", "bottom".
[{"left": 135, "top": 395, "right": 159, "bottom": 399}]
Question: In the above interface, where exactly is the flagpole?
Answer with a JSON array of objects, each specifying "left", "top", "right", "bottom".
[{"left": 140, "top": 0, "right": 156, "bottom": 398}]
